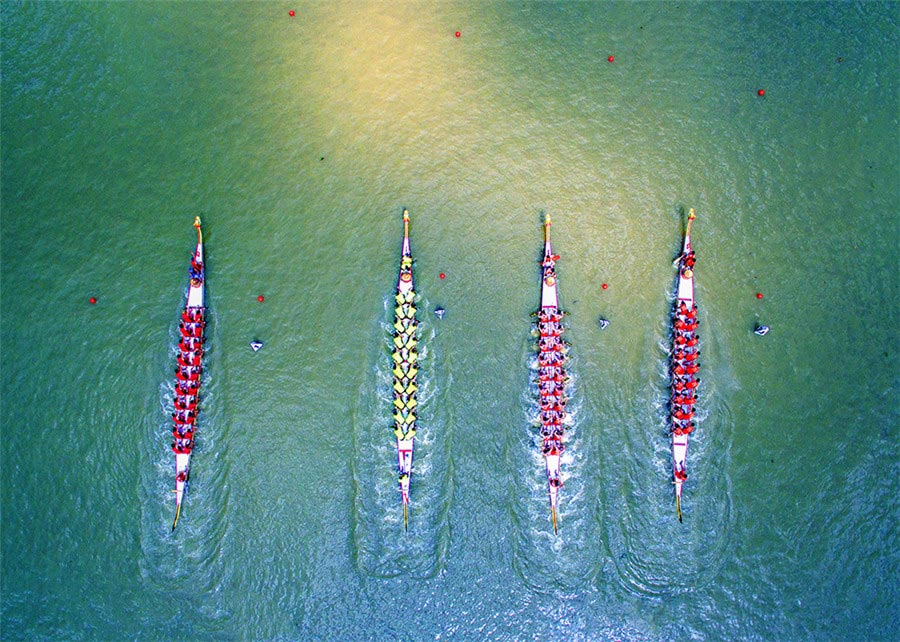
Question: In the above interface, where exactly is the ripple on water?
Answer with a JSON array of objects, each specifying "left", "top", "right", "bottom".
[
  {"left": 510, "top": 332, "right": 603, "bottom": 592},
  {"left": 138, "top": 309, "right": 231, "bottom": 603},
  {"left": 605, "top": 291, "right": 736, "bottom": 597}
]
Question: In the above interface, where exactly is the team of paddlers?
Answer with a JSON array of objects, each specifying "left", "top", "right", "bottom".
[
  {"left": 392, "top": 261, "right": 418, "bottom": 445},
  {"left": 172, "top": 260, "right": 205, "bottom": 456},
  {"left": 536, "top": 254, "right": 568, "bottom": 485},
  {"left": 671, "top": 251, "right": 698, "bottom": 483}
]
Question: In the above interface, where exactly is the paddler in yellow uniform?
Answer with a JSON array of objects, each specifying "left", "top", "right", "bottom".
[
  {"left": 395, "top": 317, "right": 417, "bottom": 333},
  {"left": 393, "top": 380, "right": 417, "bottom": 395},
  {"left": 395, "top": 301, "right": 416, "bottom": 319}
]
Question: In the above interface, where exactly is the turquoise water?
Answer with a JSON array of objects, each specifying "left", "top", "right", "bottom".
[{"left": 2, "top": 2, "right": 898, "bottom": 639}]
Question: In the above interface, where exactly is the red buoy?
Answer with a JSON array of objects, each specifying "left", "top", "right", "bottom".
[
  {"left": 757, "top": 89, "right": 765, "bottom": 96},
  {"left": 89, "top": 297, "right": 97, "bottom": 305},
  {"left": 439, "top": 273, "right": 446, "bottom": 280},
  {"left": 455, "top": 31, "right": 461, "bottom": 38},
  {"left": 289, "top": 10, "right": 295, "bottom": 17},
  {"left": 756, "top": 292, "right": 764, "bottom": 299},
  {"left": 608, "top": 55, "right": 615, "bottom": 63},
  {"left": 601, "top": 283, "right": 609, "bottom": 290},
  {"left": 258, "top": 295, "right": 265, "bottom": 302}
]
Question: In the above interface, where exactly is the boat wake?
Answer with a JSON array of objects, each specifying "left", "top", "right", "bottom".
[
  {"left": 138, "top": 316, "right": 230, "bottom": 597},
  {"left": 606, "top": 312, "right": 735, "bottom": 596},
  {"left": 350, "top": 299, "right": 451, "bottom": 579},
  {"left": 510, "top": 346, "right": 601, "bottom": 591}
]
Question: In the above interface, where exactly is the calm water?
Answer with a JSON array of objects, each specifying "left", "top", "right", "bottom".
[{"left": 2, "top": 2, "right": 898, "bottom": 640}]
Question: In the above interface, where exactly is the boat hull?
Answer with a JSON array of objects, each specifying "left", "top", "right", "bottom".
[
  {"left": 670, "top": 210, "right": 697, "bottom": 521},
  {"left": 392, "top": 210, "right": 418, "bottom": 528},
  {"left": 535, "top": 215, "right": 567, "bottom": 533},
  {"left": 171, "top": 218, "right": 205, "bottom": 530}
]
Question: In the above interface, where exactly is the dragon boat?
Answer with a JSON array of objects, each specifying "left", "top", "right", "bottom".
[
  {"left": 391, "top": 209, "right": 418, "bottom": 530},
  {"left": 534, "top": 214, "right": 568, "bottom": 534},
  {"left": 171, "top": 217, "right": 205, "bottom": 531},
  {"left": 670, "top": 208, "right": 698, "bottom": 523}
]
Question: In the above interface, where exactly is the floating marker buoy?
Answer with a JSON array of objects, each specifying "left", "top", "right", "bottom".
[
  {"left": 754, "top": 325, "right": 770, "bottom": 336},
  {"left": 598, "top": 318, "right": 610, "bottom": 330},
  {"left": 289, "top": 10, "right": 295, "bottom": 17},
  {"left": 89, "top": 297, "right": 97, "bottom": 304},
  {"left": 756, "top": 292, "right": 764, "bottom": 299},
  {"left": 250, "top": 341, "right": 264, "bottom": 352},
  {"left": 757, "top": 89, "right": 765, "bottom": 96},
  {"left": 601, "top": 283, "right": 609, "bottom": 290},
  {"left": 608, "top": 55, "right": 615, "bottom": 63},
  {"left": 455, "top": 31, "right": 461, "bottom": 38},
  {"left": 439, "top": 273, "right": 445, "bottom": 280},
  {"left": 258, "top": 295, "right": 265, "bottom": 302},
  {"left": 434, "top": 307, "right": 445, "bottom": 319}
]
